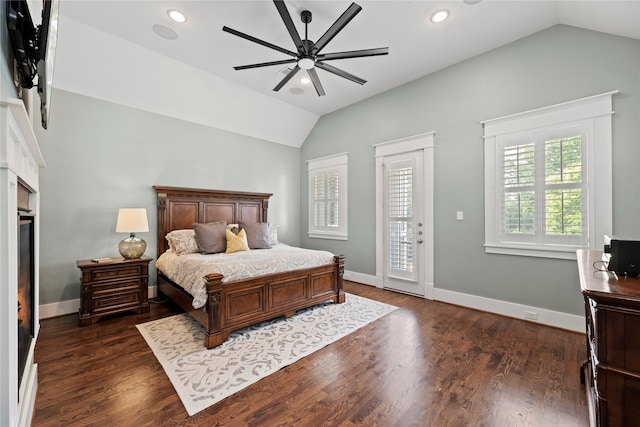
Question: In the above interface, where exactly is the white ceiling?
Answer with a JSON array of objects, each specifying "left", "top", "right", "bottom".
[{"left": 53, "top": 0, "right": 640, "bottom": 146}]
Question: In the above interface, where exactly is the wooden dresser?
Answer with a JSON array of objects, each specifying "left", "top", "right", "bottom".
[
  {"left": 578, "top": 249, "right": 640, "bottom": 427},
  {"left": 77, "top": 257, "right": 151, "bottom": 326}
]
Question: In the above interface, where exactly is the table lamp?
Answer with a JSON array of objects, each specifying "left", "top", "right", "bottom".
[{"left": 115, "top": 208, "right": 149, "bottom": 259}]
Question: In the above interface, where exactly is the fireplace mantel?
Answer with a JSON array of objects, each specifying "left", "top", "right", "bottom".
[{"left": 1, "top": 98, "right": 45, "bottom": 427}]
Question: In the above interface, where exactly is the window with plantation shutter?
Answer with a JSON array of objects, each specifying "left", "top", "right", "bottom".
[
  {"left": 499, "top": 127, "right": 587, "bottom": 248},
  {"left": 503, "top": 143, "right": 535, "bottom": 236},
  {"left": 308, "top": 153, "right": 348, "bottom": 240},
  {"left": 482, "top": 92, "right": 615, "bottom": 260}
]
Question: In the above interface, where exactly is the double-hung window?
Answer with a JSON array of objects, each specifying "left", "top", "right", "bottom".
[
  {"left": 308, "top": 153, "right": 348, "bottom": 240},
  {"left": 482, "top": 92, "right": 615, "bottom": 259}
]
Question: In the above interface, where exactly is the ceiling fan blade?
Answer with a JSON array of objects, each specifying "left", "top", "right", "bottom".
[
  {"left": 317, "top": 47, "right": 389, "bottom": 61},
  {"left": 223, "top": 26, "right": 297, "bottom": 57},
  {"left": 312, "top": 3, "right": 362, "bottom": 55},
  {"left": 273, "top": 65, "right": 301, "bottom": 92},
  {"left": 307, "top": 68, "right": 325, "bottom": 96},
  {"left": 315, "top": 61, "right": 366, "bottom": 85},
  {"left": 234, "top": 59, "right": 297, "bottom": 70},
  {"left": 273, "top": 0, "right": 306, "bottom": 54}
]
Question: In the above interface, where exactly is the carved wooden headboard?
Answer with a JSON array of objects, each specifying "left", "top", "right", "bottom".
[{"left": 152, "top": 186, "right": 272, "bottom": 256}]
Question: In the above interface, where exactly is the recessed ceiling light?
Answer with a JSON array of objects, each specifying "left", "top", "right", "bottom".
[
  {"left": 430, "top": 9, "right": 449, "bottom": 24},
  {"left": 167, "top": 9, "right": 187, "bottom": 23},
  {"left": 289, "top": 87, "right": 304, "bottom": 95},
  {"left": 300, "top": 77, "right": 311, "bottom": 85}
]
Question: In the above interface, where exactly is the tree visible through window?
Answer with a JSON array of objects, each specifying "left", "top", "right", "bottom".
[
  {"left": 544, "top": 136, "right": 583, "bottom": 236},
  {"left": 502, "top": 135, "right": 584, "bottom": 241}
]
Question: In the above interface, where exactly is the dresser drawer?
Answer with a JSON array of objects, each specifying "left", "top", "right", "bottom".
[{"left": 594, "top": 366, "right": 640, "bottom": 426}]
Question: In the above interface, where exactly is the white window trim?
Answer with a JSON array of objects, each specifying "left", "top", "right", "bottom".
[
  {"left": 481, "top": 91, "right": 617, "bottom": 260},
  {"left": 307, "top": 152, "right": 348, "bottom": 240}
]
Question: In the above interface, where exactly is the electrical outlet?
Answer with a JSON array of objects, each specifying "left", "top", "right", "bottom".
[{"left": 524, "top": 311, "right": 538, "bottom": 321}]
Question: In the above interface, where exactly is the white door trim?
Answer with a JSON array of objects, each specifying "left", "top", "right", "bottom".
[{"left": 374, "top": 132, "right": 435, "bottom": 299}]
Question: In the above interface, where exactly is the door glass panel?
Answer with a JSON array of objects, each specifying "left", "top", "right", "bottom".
[{"left": 387, "top": 164, "right": 414, "bottom": 275}]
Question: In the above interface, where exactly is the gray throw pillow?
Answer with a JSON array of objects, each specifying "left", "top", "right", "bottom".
[
  {"left": 193, "top": 221, "right": 227, "bottom": 254},
  {"left": 239, "top": 222, "right": 272, "bottom": 249}
]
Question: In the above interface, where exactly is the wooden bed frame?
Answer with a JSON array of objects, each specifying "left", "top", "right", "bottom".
[{"left": 152, "top": 186, "right": 345, "bottom": 349}]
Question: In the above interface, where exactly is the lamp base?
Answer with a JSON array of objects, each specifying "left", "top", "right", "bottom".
[{"left": 118, "top": 237, "right": 147, "bottom": 259}]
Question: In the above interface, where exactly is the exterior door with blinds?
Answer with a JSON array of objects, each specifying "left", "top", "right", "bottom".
[{"left": 382, "top": 151, "right": 425, "bottom": 295}]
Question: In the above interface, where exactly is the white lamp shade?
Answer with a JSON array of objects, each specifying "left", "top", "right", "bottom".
[{"left": 115, "top": 208, "right": 149, "bottom": 233}]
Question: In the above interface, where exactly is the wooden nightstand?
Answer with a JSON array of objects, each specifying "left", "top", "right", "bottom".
[{"left": 77, "top": 256, "right": 152, "bottom": 326}]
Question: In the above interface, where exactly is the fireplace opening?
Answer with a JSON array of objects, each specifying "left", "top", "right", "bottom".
[{"left": 18, "top": 213, "right": 35, "bottom": 397}]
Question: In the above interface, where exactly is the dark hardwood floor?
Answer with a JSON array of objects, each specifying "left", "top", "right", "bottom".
[{"left": 32, "top": 281, "right": 589, "bottom": 426}]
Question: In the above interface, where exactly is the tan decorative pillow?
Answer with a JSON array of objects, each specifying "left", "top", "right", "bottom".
[
  {"left": 165, "top": 229, "right": 199, "bottom": 255},
  {"left": 238, "top": 222, "right": 271, "bottom": 249},
  {"left": 193, "top": 221, "right": 227, "bottom": 254},
  {"left": 225, "top": 228, "right": 250, "bottom": 254}
]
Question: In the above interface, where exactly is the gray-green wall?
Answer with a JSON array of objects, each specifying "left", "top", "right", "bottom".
[
  {"left": 33, "top": 90, "right": 301, "bottom": 305},
  {"left": 300, "top": 25, "right": 640, "bottom": 316},
  {"left": 5, "top": 22, "right": 639, "bottom": 316}
]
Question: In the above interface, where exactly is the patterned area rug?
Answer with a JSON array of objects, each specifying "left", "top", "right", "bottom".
[{"left": 137, "top": 293, "right": 397, "bottom": 416}]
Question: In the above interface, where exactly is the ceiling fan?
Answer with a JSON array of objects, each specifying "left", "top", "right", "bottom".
[{"left": 222, "top": 0, "right": 389, "bottom": 96}]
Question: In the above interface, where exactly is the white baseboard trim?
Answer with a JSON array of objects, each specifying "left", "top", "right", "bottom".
[
  {"left": 434, "top": 288, "right": 585, "bottom": 333},
  {"left": 344, "top": 270, "right": 380, "bottom": 287},
  {"left": 39, "top": 288, "right": 158, "bottom": 319},
  {"left": 344, "top": 270, "right": 584, "bottom": 333},
  {"left": 40, "top": 274, "right": 585, "bottom": 332},
  {"left": 39, "top": 298, "right": 80, "bottom": 319}
]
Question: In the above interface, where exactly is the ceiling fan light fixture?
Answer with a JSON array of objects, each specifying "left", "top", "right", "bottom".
[
  {"left": 223, "top": 1, "right": 389, "bottom": 96},
  {"left": 430, "top": 9, "right": 449, "bottom": 24},
  {"left": 167, "top": 9, "right": 187, "bottom": 23},
  {"left": 298, "top": 57, "right": 315, "bottom": 70}
]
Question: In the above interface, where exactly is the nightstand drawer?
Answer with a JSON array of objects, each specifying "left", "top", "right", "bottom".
[
  {"left": 91, "top": 279, "right": 140, "bottom": 295},
  {"left": 93, "top": 290, "right": 141, "bottom": 312},
  {"left": 90, "top": 265, "right": 143, "bottom": 281}
]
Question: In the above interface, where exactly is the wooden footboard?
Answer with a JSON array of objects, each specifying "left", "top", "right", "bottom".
[
  {"left": 158, "top": 255, "right": 345, "bottom": 349},
  {"left": 203, "top": 254, "right": 345, "bottom": 348}
]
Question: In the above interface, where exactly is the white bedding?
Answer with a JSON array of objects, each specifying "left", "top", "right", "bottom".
[{"left": 156, "top": 244, "right": 335, "bottom": 309}]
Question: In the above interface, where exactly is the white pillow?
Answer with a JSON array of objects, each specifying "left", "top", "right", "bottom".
[
  {"left": 269, "top": 224, "right": 279, "bottom": 245},
  {"left": 165, "top": 229, "right": 199, "bottom": 255}
]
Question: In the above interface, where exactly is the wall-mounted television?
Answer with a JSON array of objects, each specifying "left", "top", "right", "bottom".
[{"left": 6, "top": 0, "right": 59, "bottom": 129}]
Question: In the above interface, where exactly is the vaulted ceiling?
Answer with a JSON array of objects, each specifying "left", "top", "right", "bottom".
[{"left": 52, "top": 1, "right": 640, "bottom": 147}]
